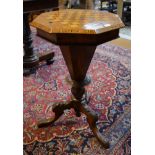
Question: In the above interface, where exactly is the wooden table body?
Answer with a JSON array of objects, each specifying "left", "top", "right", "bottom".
[
  {"left": 23, "top": 0, "right": 58, "bottom": 75},
  {"left": 31, "top": 9, "right": 124, "bottom": 149}
]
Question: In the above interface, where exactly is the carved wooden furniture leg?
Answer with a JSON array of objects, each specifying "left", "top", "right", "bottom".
[
  {"left": 23, "top": 13, "right": 39, "bottom": 75},
  {"left": 78, "top": 100, "right": 110, "bottom": 149},
  {"left": 38, "top": 101, "right": 74, "bottom": 128}
]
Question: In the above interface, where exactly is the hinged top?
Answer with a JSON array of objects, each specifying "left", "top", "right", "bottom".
[{"left": 31, "top": 9, "right": 124, "bottom": 34}]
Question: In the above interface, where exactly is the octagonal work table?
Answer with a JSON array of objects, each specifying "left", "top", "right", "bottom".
[{"left": 31, "top": 9, "right": 124, "bottom": 149}]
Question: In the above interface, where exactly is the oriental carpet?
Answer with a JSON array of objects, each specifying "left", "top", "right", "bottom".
[{"left": 23, "top": 28, "right": 131, "bottom": 155}]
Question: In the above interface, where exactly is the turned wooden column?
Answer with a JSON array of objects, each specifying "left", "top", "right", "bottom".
[{"left": 23, "top": 13, "right": 39, "bottom": 69}]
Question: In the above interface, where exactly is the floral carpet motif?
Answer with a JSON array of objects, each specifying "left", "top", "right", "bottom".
[{"left": 24, "top": 28, "right": 131, "bottom": 154}]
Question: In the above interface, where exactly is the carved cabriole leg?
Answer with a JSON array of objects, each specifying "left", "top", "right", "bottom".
[
  {"left": 38, "top": 101, "right": 74, "bottom": 128},
  {"left": 77, "top": 99, "right": 110, "bottom": 149}
]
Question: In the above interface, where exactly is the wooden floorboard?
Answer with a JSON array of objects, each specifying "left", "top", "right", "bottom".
[{"left": 110, "top": 38, "right": 131, "bottom": 49}]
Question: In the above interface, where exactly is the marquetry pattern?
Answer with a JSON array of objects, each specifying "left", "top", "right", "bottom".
[{"left": 31, "top": 9, "right": 124, "bottom": 34}]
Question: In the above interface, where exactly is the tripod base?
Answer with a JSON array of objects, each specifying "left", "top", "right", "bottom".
[{"left": 38, "top": 98, "right": 110, "bottom": 149}]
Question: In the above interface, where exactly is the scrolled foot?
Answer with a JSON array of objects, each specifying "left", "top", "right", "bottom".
[
  {"left": 92, "top": 127, "right": 110, "bottom": 149},
  {"left": 37, "top": 101, "right": 73, "bottom": 128},
  {"left": 38, "top": 117, "right": 58, "bottom": 128}
]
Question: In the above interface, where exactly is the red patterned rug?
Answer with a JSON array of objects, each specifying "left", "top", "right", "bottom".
[{"left": 23, "top": 28, "right": 131, "bottom": 155}]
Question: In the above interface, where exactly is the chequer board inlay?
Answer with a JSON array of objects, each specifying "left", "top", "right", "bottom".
[{"left": 31, "top": 9, "right": 124, "bottom": 34}]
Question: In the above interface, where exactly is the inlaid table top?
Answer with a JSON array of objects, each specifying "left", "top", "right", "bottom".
[{"left": 31, "top": 9, "right": 124, "bottom": 34}]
